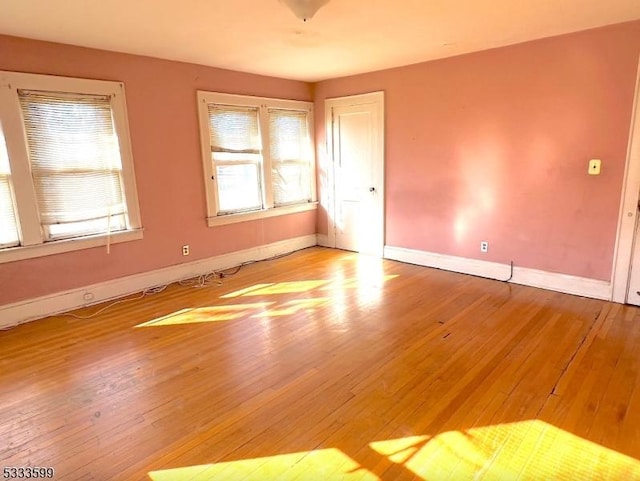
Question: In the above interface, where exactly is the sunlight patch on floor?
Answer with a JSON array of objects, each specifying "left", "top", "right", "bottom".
[
  {"left": 135, "top": 304, "right": 273, "bottom": 327},
  {"left": 138, "top": 275, "right": 399, "bottom": 327},
  {"left": 369, "top": 435, "right": 431, "bottom": 464},
  {"left": 147, "top": 449, "right": 379, "bottom": 481},
  {"left": 220, "top": 283, "right": 275, "bottom": 298},
  {"left": 221, "top": 275, "right": 398, "bottom": 299},
  {"left": 223, "top": 280, "right": 331, "bottom": 297},
  {"left": 251, "top": 298, "right": 332, "bottom": 318},
  {"left": 369, "top": 420, "right": 640, "bottom": 480},
  {"left": 147, "top": 420, "right": 640, "bottom": 479},
  {"left": 320, "top": 275, "right": 399, "bottom": 291}
]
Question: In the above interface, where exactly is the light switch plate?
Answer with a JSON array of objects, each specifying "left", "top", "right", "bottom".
[{"left": 589, "top": 159, "right": 601, "bottom": 175}]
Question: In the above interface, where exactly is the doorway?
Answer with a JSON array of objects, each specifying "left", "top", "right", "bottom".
[{"left": 325, "top": 92, "right": 385, "bottom": 257}]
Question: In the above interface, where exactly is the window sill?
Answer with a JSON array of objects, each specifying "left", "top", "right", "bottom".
[
  {"left": 0, "top": 228, "right": 144, "bottom": 264},
  {"left": 207, "top": 202, "right": 318, "bottom": 227}
]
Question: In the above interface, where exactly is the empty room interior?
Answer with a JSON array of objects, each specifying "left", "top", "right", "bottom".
[{"left": 2, "top": 0, "right": 640, "bottom": 479}]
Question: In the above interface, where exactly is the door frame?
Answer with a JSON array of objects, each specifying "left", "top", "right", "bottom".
[
  {"left": 611, "top": 57, "right": 640, "bottom": 303},
  {"left": 324, "top": 91, "right": 385, "bottom": 255}
]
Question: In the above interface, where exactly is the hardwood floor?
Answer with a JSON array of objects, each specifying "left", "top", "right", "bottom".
[{"left": 2, "top": 246, "right": 640, "bottom": 480}]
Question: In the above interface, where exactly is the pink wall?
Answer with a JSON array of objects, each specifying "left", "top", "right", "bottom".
[
  {"left": 315, "top": 21, "right": 640, "bottom": 281},
  {"left": 2, "top": 20, "right": 639, "bottom": 307},
  {"left": 0, "top": 35, "right": 315, "bottom": 305}
]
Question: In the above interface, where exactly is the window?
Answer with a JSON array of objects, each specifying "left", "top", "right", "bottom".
[
  {"left": 0, "top": 126, "right": 19, "bottom": 248},
  {"left": 269, "top": 109, "right": 313, "bottom": 206},
  {"left": 0, "top": 71, "right": 142, "bottom": 263},
  {"left": 209, "top": 104, "right": 263, "bottom": 213},
  {"left": 197, "top": 92, "right": 316, "bottom": 226}
]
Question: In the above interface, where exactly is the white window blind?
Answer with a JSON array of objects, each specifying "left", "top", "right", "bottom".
[
  {"left": 19, "top": 90, "right": 127, "bottom": 241},
  {"left": 208, "top": 104, "right": 263, "bottom": 213},
  {"left": 269, "top": 109, "right": 312, "bottom": 206},
  {"left": 0, "top": 126, "right": 19, "bottom": 248}
]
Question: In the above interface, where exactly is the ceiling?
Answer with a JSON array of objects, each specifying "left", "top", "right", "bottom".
[{"left": 1, "top": 0, "right": 639, "bottom": 82}]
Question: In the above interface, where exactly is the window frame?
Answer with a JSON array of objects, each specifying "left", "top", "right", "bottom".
[
  {"left": 197, "top": 91, "right": 317, "bottom": 227},
  {"left": 0, "top": 71, "right": 142, "bottom": 264},
  {"left": 0, "top": 127, "right": 19, "bottom": 249}
]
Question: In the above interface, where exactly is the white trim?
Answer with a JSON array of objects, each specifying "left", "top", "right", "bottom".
[
  {"left": 611, "top": 57, "right": 640, "bottom": 303},
  {"left": 197, "top": 92, "right": 313, "bottom": 111},
  {"left": 0, "top": 234, "right": 317, "bottom": 329},
  {"left": 384, "top": 245, "right": 611, "bottom": 301},
  {"left": 323, "top": 99, "right": 336, "bottom": 248},
  {"left": 0, "top": 228, "right": 143, "bottom": 263},
  {"left": 325, "top": 92, "right": 386, "bottom": 108},
  {"left": 316, "top": 234, "right": 330, "bottom": 247},
  {"left": 112, "top": 82, "right": 142, "bottom": 231},
  {"left": 206, "top": 201, "right": 317, "bottom": 227},
  {"left": 324, "top": 91, "right": 385, "bottom": 256}
]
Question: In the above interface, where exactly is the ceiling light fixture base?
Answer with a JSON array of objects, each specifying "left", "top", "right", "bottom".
[{"left": 279, "top": 0, "right": 330, "bottom": 21}]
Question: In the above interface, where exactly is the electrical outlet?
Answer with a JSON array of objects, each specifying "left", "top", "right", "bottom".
[
  {"left": 182, "top": 245, "right": 190, "bottom": 256},
  {"left": 83, "top": 292, "right": 94, "bottom": 301},
  {"left": 480, "top": 241, "right": 488, "bottom": 253}
]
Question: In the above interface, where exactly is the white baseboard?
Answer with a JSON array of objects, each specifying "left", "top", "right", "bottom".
[
  {"left": 316, "top": 234, "right": 331, "bottom": 247},
  {"left": 0, "top": 234, "right": 318, "bottom": 329},
  {"left": 384, "top": 245, "right": 612, "bottom": 301}
]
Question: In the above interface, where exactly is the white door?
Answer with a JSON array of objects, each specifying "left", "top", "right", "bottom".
[
  {"left": 627, "top": 207, "right": 640, "bottom": 305},
  {"left": 326, "top": 92, "right": 384, "bottom": 256},
  {"left": 612, "top": 63, "right": 640, "bottom": 305}
]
